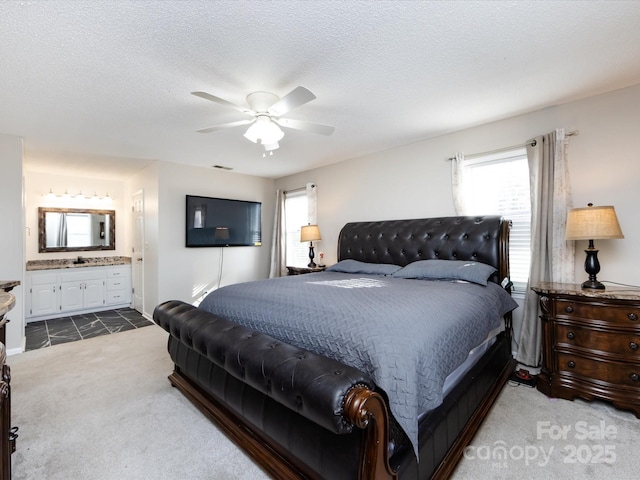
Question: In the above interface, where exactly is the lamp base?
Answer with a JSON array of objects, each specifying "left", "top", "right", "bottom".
[
  {"left": 581, "top": 279, "right": 605, "bottom": 290},
  {"left": 307, "top": 243, "right": 316, "bottom": 269},
  {"left": 581, "top": 243, "right": 605, "bottom": 290}
]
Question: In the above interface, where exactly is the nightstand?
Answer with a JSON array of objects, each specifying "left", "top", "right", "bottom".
[
  {"left": 0, "top": 291, "right": 17, "bottom": 480},
  {"left": 286, "top": 266, "right": 326, "bottom": 275},
  {"left": 532, "top": 282, "right": 640, "bottom": 418}
]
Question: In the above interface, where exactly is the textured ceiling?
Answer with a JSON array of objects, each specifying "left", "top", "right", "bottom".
[{"left": 2, "top": 0, "right": 640, "bottom": 180}]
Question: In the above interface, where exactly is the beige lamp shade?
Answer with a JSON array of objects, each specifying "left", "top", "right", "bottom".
[
  {"left": 300, "top": 224, "right": 322, "bottom": 242},
  {"left": 565, "top": 205, "right": 624, "bottom": 241}
]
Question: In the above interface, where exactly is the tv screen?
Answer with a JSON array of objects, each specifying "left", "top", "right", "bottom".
[{"left": 186, "top": 195, "right": 262, "bottom": 247}]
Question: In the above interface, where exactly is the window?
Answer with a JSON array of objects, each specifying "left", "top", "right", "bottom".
[
  {"left": 66, "top": 213, "right": 92, "bottom": 247},
  {"left": 457, "top": 148, "right": 531, "bottom": 293},
  {"left": 284, "top": 189, "right": 309, "bottom": 267}
]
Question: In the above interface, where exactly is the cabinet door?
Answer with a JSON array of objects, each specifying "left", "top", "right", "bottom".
[
  {"left": 30, "top": 282, "right": 58, "bottom": 317},
  {"left": 83, "top": 279, "right": 105, "bottom": 308},
  {"left": 60, "top": 282, "right": 83, "bottom": 312}
]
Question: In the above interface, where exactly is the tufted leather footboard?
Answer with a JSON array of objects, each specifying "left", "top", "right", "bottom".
[{"left": 154, "top": 300, "right": 398, "bottom": 479}]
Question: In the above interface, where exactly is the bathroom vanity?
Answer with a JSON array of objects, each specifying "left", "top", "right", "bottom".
[{"left": 25, "top": 258, "right": 132, "bottom": 321}]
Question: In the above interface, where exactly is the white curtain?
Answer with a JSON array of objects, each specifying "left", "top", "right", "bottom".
[
  {"left": 451, "top": 152, "right": 466, "bottom": 215},
  {"left": 269, "top": 183, "right": 318, "bottom": 278},
  {"left": 517, "top": 128, "right": 574, "bottom": 366},
  {"left": 306, "top": 182, "right": 317, "bottom": 225},
  {"left": 57, "top": 213, "right": 68, "bottom": 247},
  {"left": 268, "top": 189, "right": 286, "bottom": 278}
]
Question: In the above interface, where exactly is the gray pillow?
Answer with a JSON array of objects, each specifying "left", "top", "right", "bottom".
[
  {"left": 326, "top": 259, "right": 402, "bottom": 276},
  {"left": 391, "top": 259, "right": 496, "bottom": 285}
]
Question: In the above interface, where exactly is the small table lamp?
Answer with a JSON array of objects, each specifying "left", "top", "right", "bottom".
[
  {"left": 300, "top": 224, "right": 322, "bottom": 268},
  {"left": 565, "top": 203, "right": 624, "bottom": 289},
  {"left": 214, "top": 226, "right": 230, "bottom": 241}
]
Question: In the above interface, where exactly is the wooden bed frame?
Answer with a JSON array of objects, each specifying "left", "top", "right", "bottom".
[{"left": 154, "top": 216, "right": 515, "bottom": 479}]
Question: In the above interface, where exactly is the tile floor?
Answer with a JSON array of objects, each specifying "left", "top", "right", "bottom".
[{"left": 25, "top": 308, "right": 154, "bottom": 351}]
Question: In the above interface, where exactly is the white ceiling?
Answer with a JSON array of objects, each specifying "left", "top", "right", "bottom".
[{"left": 3, "top": 1, "right": 640, "bottom": 180}]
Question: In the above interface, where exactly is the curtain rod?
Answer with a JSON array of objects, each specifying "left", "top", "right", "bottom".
[
  {"left": 284, "top": 183, "right": 316, "bottom": 194},
  {"left": 283, "top": 187, "right": 306, "bottom": 194},
  {"left": 446, "top": 130, "right": 579, "bottom": 161}
]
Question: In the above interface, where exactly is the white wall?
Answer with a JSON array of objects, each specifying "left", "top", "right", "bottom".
[
  {"left": 275, "top": 84, "right": 640, "bottom": 350},
  {"left": 128, "top": 161, "right": 275, "bottom": 316},
  {"left": 0, "top": 134, "right": 25, "bottom": 353},
  {"left": 24, "top": 171, "right": 129, "bottom": 260},
  {"left": 275, "top": 84, "right": 640, "bottom": 288}
]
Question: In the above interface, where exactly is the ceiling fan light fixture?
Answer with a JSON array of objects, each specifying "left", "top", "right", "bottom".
[
  {"left": 243, "top": 116, "right": 284, "bottom": 146},
  {"left": 243, "top": 122, "right": 260, "bottom": 143}
]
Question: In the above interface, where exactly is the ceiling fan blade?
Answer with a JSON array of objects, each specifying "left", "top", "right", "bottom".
[
  {"left": 191, "top": 91, "right": 254, "bottom": 116},
  {"left": 196, "top": 119, "right": 254, "bottom": 134},
  {"left": 268, "top": 86, "right": 316, "bottom": 116},
  {"left": 276, "top": 118, "right": 335, "bottom": 136}
]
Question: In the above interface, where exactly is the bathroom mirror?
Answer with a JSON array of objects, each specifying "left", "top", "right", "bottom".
[{"left": 38, "top": 207, "right": 116, "bottom": 253}]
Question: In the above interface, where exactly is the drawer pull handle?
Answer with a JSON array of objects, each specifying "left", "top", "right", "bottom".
[
  {"left": 631, "top": 373, "right": 640, "bottom": 382},
  {"left": 630, "top": 342, "right": 639, "bottom": 351},
  {"left": 565, "top": 306, "right": 574, "bottom": 313},
  {"left": 629, "top": 313, "right": 638, "bottom": 321},
  {"left": 568, "top": 361, "right": 576, "bottom": 368},
  {"left": 567, "top": 332, "right": 575, "bottom": 340}
]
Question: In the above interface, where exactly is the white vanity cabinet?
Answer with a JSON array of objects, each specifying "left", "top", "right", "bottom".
[
  {"left": 27, "top": 265, "right": 132, "bottom": 321},
  {"left": 59, "top": 270, "right": 107, "bottom": 311},
  {"left": 28, "top": 273, "right": 59, "bottom": 318}
]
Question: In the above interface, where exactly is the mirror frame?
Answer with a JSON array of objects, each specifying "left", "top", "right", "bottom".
[{"left": 38, "top": 207, "right": 116, "bottom": 253}]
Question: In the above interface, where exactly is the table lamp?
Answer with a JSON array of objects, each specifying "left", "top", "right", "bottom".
[
  {"left": 565, "top": 203, "right": 624, "bottom": 289},
  {"left": 214, "top": 226, "right": 230, "bottom": 242},
  {"left": 300, "top": 224, "right": 322, "bottom": 268}
]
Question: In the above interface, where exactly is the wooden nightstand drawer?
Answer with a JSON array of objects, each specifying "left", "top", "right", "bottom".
[
  {"left": 555, "top": 298, "right": 640, "bottom": 325},
  {"left": 533, "top": 283, "right": 640, "bottom": 418},
  {"left": 556, "top": 353, "right": 640, "bottom": 388},
  {"left": 555, "top": 323, "right": 640, "bottom": 359}
]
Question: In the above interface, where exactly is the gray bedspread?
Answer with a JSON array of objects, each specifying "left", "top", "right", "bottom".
[{"left": 199, "top": 271, "right": 517, "bottom": 453}]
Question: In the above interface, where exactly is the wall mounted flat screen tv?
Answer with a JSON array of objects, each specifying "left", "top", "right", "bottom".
[{"left": 186, "top": 195, "right": 262, "bottom": 247}]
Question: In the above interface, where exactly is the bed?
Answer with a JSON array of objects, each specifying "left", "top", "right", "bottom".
[{"left": 153, "top": 215, "right": 517, "bottom": 479}]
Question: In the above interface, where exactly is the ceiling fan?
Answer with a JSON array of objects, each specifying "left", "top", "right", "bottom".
[{"left": 192, "top": 86, "right": 334, "bottom": 152}]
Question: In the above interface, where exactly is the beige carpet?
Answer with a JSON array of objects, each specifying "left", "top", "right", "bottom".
[
  {"left": 10, "top": 325, "right": 269, "bottom": 480},
  {"left": 453, "top": 380, "right": 638, "bottom": 479},
  {"left": 8, "top": 324, "right": 638, "bottom": 479}
]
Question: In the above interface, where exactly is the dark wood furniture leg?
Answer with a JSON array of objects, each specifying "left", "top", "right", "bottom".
[{"left": 1, "top": 345, "right": 13, "bottom": 480}]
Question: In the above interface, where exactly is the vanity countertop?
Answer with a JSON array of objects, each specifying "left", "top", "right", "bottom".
[
  {"left": 26, "top": 256, "right": 131, "bottom": 271},
  {"left": 0, "top": 280, "right": 20, "bottom": 292},
  {"left": 0, "top": 292, "right": 16, "bottom": 318}
]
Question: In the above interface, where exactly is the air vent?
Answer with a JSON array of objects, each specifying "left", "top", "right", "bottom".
[{"left": 212, "top": 165, "right": 233, "bottom": 171}]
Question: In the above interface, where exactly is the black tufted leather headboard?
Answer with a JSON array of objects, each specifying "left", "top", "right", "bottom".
[{"left": 337, "top": 216, "right": 510, "bottom": 284}]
